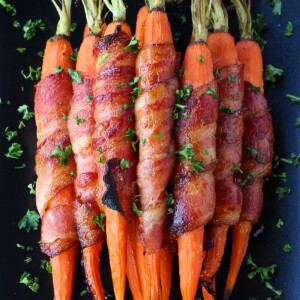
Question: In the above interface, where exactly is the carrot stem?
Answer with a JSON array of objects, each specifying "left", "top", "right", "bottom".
[
  {"left": 82, "top": 0, "right": 104, "bottom": 35},
  {"left": 103, "top": 0, "right": 126, "bottom": 22},
  {"left": 51, "top": 0, "right": 72, "bottom": 37},
  {"left": 191, "top": 0, "right": 208, "bottom": 42},
  {"left": 224, "top": 221, "right": 252, "bottom": 300},
  {"left": 178, "top": 226, "right": 204, "bottom": 300}
]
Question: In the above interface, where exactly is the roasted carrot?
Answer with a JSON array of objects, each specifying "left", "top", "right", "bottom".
[
  {"left": 224, "top": 1, "right": 274, "bottom": 298},
  {"left": 67, "top": 1, "right": 107, "bottom": 299},
  {"left": 224, "top": 221, "right": 252, "bottom": 299},
  {"left": 83, "top": 22, "right": 108, "bottom": 39},
  {"left": 92, "top": 1, "right": 139, "bottom": 299},
  {"left": 170, "top": 1, "right": 217, "bottom": 300},
  {"left": 35, "top": 1, "right": 78, "bottom": 299},
  {"left": 126, "top": 218, "right": 143, "bottom": 300},
  {"left": 160, "top": 245, "right": 173, "bottom": 300},
  {"left": 202, "top": 278, "right": 216, "bottom": 300},
  {"left": 135, "top": 5, "right": 148, "bottom": 47},
  {"left": 134, "top": 0, "right": 178, "bottom": 299},
  {"left": 200, "top": 0, "right": 244, "bottom": 293}
]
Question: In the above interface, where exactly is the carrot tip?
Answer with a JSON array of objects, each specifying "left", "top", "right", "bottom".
[
  {"left": 223, "top": 290, "right": 232, "bottom": 300},
  {"left": 202, "top": 281, "right": 216, "bottom": 298}
]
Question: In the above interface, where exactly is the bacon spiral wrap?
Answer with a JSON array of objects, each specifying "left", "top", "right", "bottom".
[
  {"left": 68, "top": 76, "right": 105, "bottom": 248},
  {"left": 135, "top": 43, "right": 178, "bottom": 253},
  {"left": 238, "top": 82, "right": 274, "bottom": 223},
  {"left": 210, "top": 64, "right": 244, "bottom": 226},
  {"left": 170, "top": 81, "right": 219, "bottom": 240},
  {"left": 92, "top": 29, "right": 137, "bottom": 218},
  {"left": 35, "top": 73, "right": 78, "bottom": 257}
]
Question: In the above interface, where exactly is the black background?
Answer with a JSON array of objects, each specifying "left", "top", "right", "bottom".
[{"left": 0, "top": 0, "right": 299, "bottom": 299}]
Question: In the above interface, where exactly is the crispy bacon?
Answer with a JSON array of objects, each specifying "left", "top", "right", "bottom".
[
  {"left": 92, "top": 29, "right": 137, "bottom": 218},
  {"left": 35, "top": 72, "right": 78, "bottom": 257},
  {"left": 135, "top": 42, "right": 178, "bottom": 253},
  {"left": 170, "top": 81, "right": 219, "bottom": 240},
  {"left": 210, "top": 64, "right": 245, "bottom": 225},
  {"left": 67, "top": 74, "right": 106, "bottom": 250},
  {"left": 238, "top": 82, "right": 274, "bottom": 222}
]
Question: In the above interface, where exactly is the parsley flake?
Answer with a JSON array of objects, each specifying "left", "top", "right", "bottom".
[
  {"left": 55, "top": 65, "right": 64, "bottom": 73},
  {"left": 91, "top": 213, "right": 105, "bottom": 232},
  {"left": 124, "top": 128, "right": 135, "bottom": 142},
  {"left": 40, "top": 259, "right": 52, "bottom": 274},
  {"left": 285, "top": 21, "right": 294, "bottom": 37},
  {"left": 50, "top": 145, "right": 72, "bottom": 166},
  {"left": 67, "top": 68, "right": 82, "bottom": 83},
  {"left": 124, "top": 36, "right": 140, "bottom": 53},
  {"left": 283, "top": 243, "right": 293, "bottom": 253},
  {"left": 18, "top": 210, "right": 40, "bottom": 232},
  {"left": 19, "top": 272, "right": 39, "bottom": 293},
  {"left": 264, "top": 65, "right": 283, "bottom": 83},
  {"left": 23, "top": 19, "right": 45, "bottom": 40},
  {"left": 74, "top": 115, "right": 85, "bottom": 125},
  {"left": 197, "top": 55, "right": 204, "bottom": 63},
  {"left": 21, "top": 66, "right": 41, "bottom": 81},
  {"left": 5, "top": 142, "right": 23, "bottom": 159},
  {"left": 120, "top": 158, "right": 130, "bottom": 169},
  {"left": 98, "top": 53, "right": 109, "bottom": 65}
]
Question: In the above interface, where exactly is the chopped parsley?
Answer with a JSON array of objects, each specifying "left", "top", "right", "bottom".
[
  {"left": 18, "top": 210, "right": 40, "bottom": 232},
  {"left": 173, "top": 31, "right": 181, "bottom": 45},
  {"left": 5, "top": 142, "right": 23, "bottom": 159},
  {"left": 124, "top": 128, "right": 135, "bottom": 142},
  {"left": 120, "top": 158, "right": 130, "bottom": 169},
  {"left": 63, "top": 114, "right": 68, "bottom": 120},
  {"left": 165, "top": 191, "right": 174, "bottom": 215},
  {"left": 0, "top": 0, "right": 16, "bottom": 16},
  {"left": 240, "top": 172, "right": 255, "bottom": 189},
  {"left": 283, "top": 243, "right": 293, "bottom": 253},
  {"left": 204, "top": 87, "right": 218, "bottom": 98},
  {"left": 197, "top": 55, "right": 204, "bottom": 63},
  {"left": 70, "top": 22, "right": 77, "bottom": 32},
  {"left": 74, "top": 115, "right": 85, "bottom": 125},
  {"left": 25, "top": 257, "right": 32, "bottom": 264},
  {"left": 115, "top": 83, "right": 125, "bottom": 89},
  {"left": 98, "top": 53, "right": 109, "bottom": 65},
  {"left": 23, "top": 19, "right": 45, "bottom": 40},
  {"left": 253, "top": 13, "right": 268, "bottom": 52},
  {"left": 275, "top": 186, "right": 291, "bottom": 200},
  {"left": 286, "top": 94, "right": 300, "bottom": 104},
  {"left": 40, "top": 259, "right": 52, "bottom": 274},
  {"left": 15, "top": 163, "right": 26, "bottom": 169},
  {"left": 152, "top": 132, "right": 163, "bottom": 139},
  {"left": 175, "top": 144, "right": 205, "bottom": 174},
  {"left": 80, "top": 289, "right": 89, "bottom": 296},
  {"left": 97, "top": 147, "right": 102, "bottom": 153},
  {"left": 5, "top": 127, "right": 17, "bottom": 141},
  {"left": 133, "top": 198, "right": 143, "bottom": 216},
  {"left": 124, "top": 36, "right": 140, "bottom": 53},
  {"left": 91, "top": 213, "right": 105, "bottom": 232},
  {"left": 37, "top": 51, "right": 43, "bottom": 58},
  {"left": 21, "top": 66, "right": 41, "bottom": 81},
  {"left": 131, "top": 87, "right": 142, "bottom": 96},
  {"left": 265, "top": 281, "right": 283, "bottom": 298},
  {"left": 87, "top": 94, "right": 93, "bottom": 103},
  {"left": 124, "top": 103, "right": 133, "bottom": 109},
  {"left": 219, "top": 100, "right": 232, "bottom": 114},
  {"left": 247, "top": 254, "right": 277, "bottom": 282},
  {"left": 69, "top": 48, "right": 78, "bottom": 62},
  {"left": 54, "top": 65, "right": 64, "bottom": 73},
  {"left": 263, "top": 65, "right": 283, "bottom": 83},
  {"left": 18, "top": 104, "right": 34, "bottom": 120},
  {"left": 276, "top": 218, "right": 284, "bottom": 228},
  {"left": 266, "top": 0, "right": 282, "bottom": 16},
  {"left": 132, "top": 138, "right": 139, "bottom": 152},
  {"left": 214, "top": 68, "right": 219, "bottom": 79},
  {"left": 248, "top": 146, "right": 263, "bottom": 164},
  {"left": 17, "top": 244, "right": 33, "bottom": 251},
  {"left": 13, "top": 20, "right": 21, "bottom": 27},
  {"left": 19, "top": 272, "right": 39, "bottom": 293},
  {"left": 16, "top": 47, "right": 26, "bottom": 53},
  {"left": 129, "top": 76, "right": 141, "bottom": 87},
  {"left": 232, "top": 162, "right": 243, "bottom": 174},
  {"left": 227, "top": 75, "right": 236, "bottom": 83},
  {"left": 19, "top": 121, "right": 25, "bottom": 129},
  {"left": 174, "top": 13, "right": 186, "bottom": 24},
  {"left": 50, "top": 145, "right": 72, "bottom": 166},
  {"left": 285, "top": 21, "right": 294, "bottom": 37},
  {"left": 67, "top": 68, "right": 82, "bottom": 83},
  {"left": 248, "top": 85, "right": 261, "bottom": 94},
  {"left": 177, "top": 68, "right": 184, "bottom": 80},
  {"left": 28, "top": 181, "right": 36, "bottom": 195},
  {"left": 173, "top": 85, "right": 193, "bottom": 120},
  {"left": 99, "top": 156, "right": 104, "bottom": 163},
  {"left": 68, "top": 171, "right": 75, "bottom": 177},
  {"left": 141, "top": 139, "right": 146, "bottom": 146}
]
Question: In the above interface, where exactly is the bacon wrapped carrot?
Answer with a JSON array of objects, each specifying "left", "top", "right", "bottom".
[
  {"left": 200, "top": 0, "right": 244, "bottom": 294},
  {"left": 169, "top": 1, "right": 218, "bottom": 299},
  {"left": 67, "top": 1, "right": 106, "bottom": 299},
  {"left": 134, "top": 0, "right": 178, "bottom": 298},
  {"left": 224, "top": 1, "right": 274, "bottom": 298},
  {"left": 34, "top": 1, "right": 78, "bottom": 299},
  {"left": 91, "top": 1, "right": 139, "bottom": 299}
]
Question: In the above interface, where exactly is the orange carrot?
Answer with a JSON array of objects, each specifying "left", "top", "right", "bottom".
[
  {"left": 105, "top": 21, "right": 132, "bottom": 37},
  {"left": 135, "top": 5, "right": 148, "bottom": 47},
  {"left": 83, "top": 22, "right": 108, "bottom": 39},
  {"left": 178, "top": 227, "right": 204, "bottom": 300},
  {"left": 126, "top": 219, "right": 143, "bottom": 300},
  {"left": 160, "top": 246, "right": 173, "bottom": 300},
  {"left": 202, "top": 278, "right": 216, "bottom": 300},
  {"left": 174, "top": 1, "right": 216, "bottom": 299},
  {"left": 236, "top": 40, "right": 264, "bottom": 94},
  {"left": 76, "top": 34, "right": 101, "bottom": 77},
  {"left": 41, "top": 36, "right": 75, "bottom": 79},
  {"left": 82, "top": 243, "right": 106, "bottom": 300},
  {"left": 50, "top": 243, "right": 79, "bottom": 300},
  {"left": 224, "top": 221, "right": 252, "bottom": 299}
]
